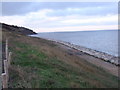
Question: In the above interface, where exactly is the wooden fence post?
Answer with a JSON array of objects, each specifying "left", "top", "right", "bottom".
[
  {"left": 8, "top": 52, "right": 12, "bottom": 67},
  {"left": 6, "top": 39, "right": 8, "bottom": 60},
  {"left": 1, "top": 73, "right": 8, "bottom": 88},
  {"left": 4, "top": 60, "right": 8, "bottom": 82}
]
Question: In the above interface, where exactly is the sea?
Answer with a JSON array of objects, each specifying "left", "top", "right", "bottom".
[{"left": 31, "top": 30, "right": 118, "bottom": 57}]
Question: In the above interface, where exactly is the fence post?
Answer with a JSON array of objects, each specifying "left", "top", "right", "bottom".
[
  {"left": 8, "top": 52, "right": 12, "bottom": 67},
  {"left": 6, "top": 39, "right": 8, "bottom": 61},
  {"left": 1, "top": 73, "right": 8, "bottom": 88},
  {"left": 4, "top": 60, "right": 8, "bottom": 82}
]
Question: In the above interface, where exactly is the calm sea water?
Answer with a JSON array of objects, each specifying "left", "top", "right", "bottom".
[{"left": 31, "top": 30, "right": 118, "bottom": 56}]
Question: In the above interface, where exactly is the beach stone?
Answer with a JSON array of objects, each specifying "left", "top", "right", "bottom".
[{"left": 111, "top": 60, "right": 115, "bottom": 63}]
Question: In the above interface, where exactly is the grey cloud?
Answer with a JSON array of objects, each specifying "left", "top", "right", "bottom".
[
  {"left": 47, "top": 6, "right": 117, "bottom": 17},
  {"left": 2, "top": 2, "right": 40, "bottom": 16},
  {"left": 2, "top": 2, "right": 118, "bottom": 16}
]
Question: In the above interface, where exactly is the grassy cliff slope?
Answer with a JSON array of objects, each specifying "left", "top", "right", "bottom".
[{"left": 1, "top": 24, "right": 119, "bottom": 88}]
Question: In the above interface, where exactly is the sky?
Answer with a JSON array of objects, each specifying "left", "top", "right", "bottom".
[{"left": 0, "top": 2, "right": 118, "bottom": 32}]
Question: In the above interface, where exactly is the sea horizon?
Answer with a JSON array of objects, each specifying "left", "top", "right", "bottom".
[{"left": 37, "top": 29, "right": 118, "bottom": 33}]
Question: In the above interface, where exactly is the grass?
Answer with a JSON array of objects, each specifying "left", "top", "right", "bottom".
[
  {"left": 2, "top": 31, "right": 119, "bottom": 88},
  {"left": 9, "top": 41, "right": 93, "bottom": 88}
]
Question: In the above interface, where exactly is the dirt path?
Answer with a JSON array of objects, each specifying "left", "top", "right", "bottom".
[{"left": 58, "top": 43, "right": 119, "bottom": 77}]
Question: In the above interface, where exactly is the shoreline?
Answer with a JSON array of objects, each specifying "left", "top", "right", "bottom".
[
  {"left": 2, "top": 23, "right": 119, "bottom": 87},
  {"left": 43, "top": 38, "right": 119, "bottom": 66}
]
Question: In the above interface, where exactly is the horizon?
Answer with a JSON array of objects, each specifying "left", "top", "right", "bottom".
[
  {"left": 1, "top": 2, "right": 118, "bottom": 32},
  {"left": 37, "top": 29, "right": 118, "bottom": 33}
]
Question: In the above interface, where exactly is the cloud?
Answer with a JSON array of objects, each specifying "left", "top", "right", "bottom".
[
  {"left": 1, "top": 2, "right": 118, "bottom": 32},
  {"left": 35, "top": 25, "right": 118, "bottom": 33},
  {"left": 47, "top": 4, "right": 118, "bottom": 16},
  {"left": 1, "top": 9, "right": 53, "bottom": 26},
  {"left": 2, "top": 2, "right": 117, "bottom": 16},
  {"left": 2, "top": 2, "right": 33, "bottom": 16},
  {"left": 60, "top": 14, "right": 118, "bottom": 25}
]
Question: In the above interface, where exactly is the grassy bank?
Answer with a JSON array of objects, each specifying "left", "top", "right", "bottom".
[{"left": 2, "top": 31, "right": 119, "bottom": 88}]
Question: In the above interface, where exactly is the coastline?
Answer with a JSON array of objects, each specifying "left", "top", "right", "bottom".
[
  {"left": 2, "top": 23, "right": 119, "bottom": 88},
  {"left": 42, "top": 38, "right": 119, "bottom": 66}
]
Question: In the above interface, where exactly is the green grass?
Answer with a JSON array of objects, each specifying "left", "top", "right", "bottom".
[
  {"left": 9, "top": 41, "right": 94, "bottom": 88},
  {"left": 8, "top": 40, "right": 119, "bottom": 88}
]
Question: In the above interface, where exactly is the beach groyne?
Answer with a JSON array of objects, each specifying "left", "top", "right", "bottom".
[{"left": 46, "top": 38, "right": 119, "bottom": 66}]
